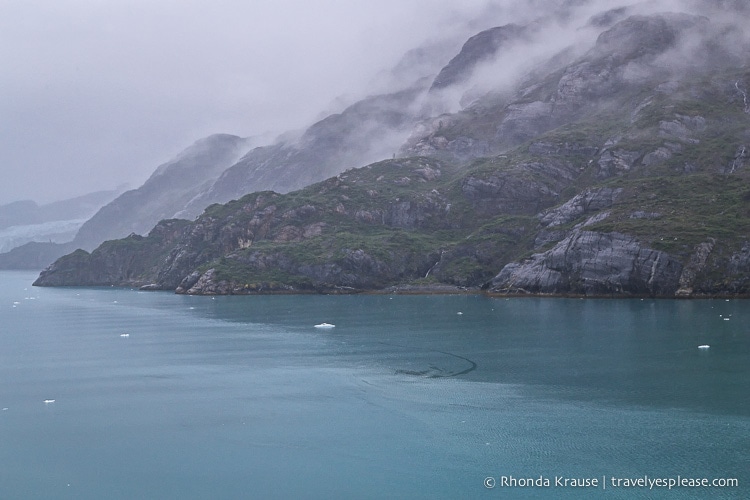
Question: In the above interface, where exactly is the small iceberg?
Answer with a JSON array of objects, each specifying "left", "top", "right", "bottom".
[
  {"left": 314, "top": 323, "right": 335, "bottom": 329},
  {"left": 698, "top": 345, "right": 710, "bottom": 350},
  {"left": 43, "top": 399, "right": 55, "bottom": 404}
]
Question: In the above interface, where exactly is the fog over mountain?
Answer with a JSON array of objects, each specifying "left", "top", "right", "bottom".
[
  {"left": 0, "top": 0, "right": 538, "bottom": 206},
  {"left": 7, "top": 0, "right": 731, "bottom": 206}
]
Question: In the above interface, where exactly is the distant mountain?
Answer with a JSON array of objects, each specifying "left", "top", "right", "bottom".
[
  {"left": 0, "top": 188, "right": 123, "bottom": 231},
  {"left": 0, "top": 218, "right": 86, "bottom": 254},
  {"left": 0, "top": 241, "right": 78, "bottom": 270},
  {"left": 35, "top": 2, "right": 750, "bottom": 297},
  {"left": 0, "top": 134, "right": 248, "bottom": 269},
  {"left": 0, "top": 188, "right": 124, "bottom": 268}
]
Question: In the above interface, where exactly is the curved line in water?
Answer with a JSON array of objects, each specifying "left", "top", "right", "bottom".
[{"left": 380, "top": 341, "right": 478, "bottom": 378}]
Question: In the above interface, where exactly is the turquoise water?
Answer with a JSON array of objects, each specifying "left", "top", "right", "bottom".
[{"left": 0, "top": 271, "right": 748, "bottom": 499}]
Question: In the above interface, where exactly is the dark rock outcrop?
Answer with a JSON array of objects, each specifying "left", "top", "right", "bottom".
[{"left": 34, "top": 220, "right": 190, "bottom": 288}]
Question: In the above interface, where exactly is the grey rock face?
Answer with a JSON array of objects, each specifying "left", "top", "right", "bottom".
[
  {"left": 658, "top": 115, "right": 706, "bottom": 143},
  {"left": 676, "top": 239, "right": 716, "bottom": 296},
  {"left": 538, "top": 187, "right": 623, "bottom": 227},
  {"left": 641, "top": 147, "right": 674, "bottom": 167},
  {"left": 462, "top": 158, "right": 579, "bottom": 216},
  {"left": 490, "top": 230, "right": 683, "bottom": 296},
  {"left": 596, "top": 149, "right": 640, "bottom": 178}
]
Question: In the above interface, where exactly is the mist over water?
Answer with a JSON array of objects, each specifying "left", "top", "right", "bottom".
[{"left": 1, "top": 271, "right": 748, "bottom": 498}]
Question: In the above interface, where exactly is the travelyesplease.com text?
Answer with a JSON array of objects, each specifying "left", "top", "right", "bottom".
[{"left": 483, "top": 474, "right": 739, "bottom": 490}]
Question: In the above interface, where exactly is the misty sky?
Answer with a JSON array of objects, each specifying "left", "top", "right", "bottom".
[{"left": 0, "top": 0, "right": 522, "bottom": 205}]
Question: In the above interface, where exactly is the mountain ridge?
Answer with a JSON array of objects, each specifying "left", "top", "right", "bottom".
[{"left": 33, "top": 3, "right": 750, "bottom": 297}]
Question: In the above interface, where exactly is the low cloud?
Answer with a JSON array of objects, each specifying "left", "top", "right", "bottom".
[{"left": 1, "top": 0, "right": 746, "bottom": 205}]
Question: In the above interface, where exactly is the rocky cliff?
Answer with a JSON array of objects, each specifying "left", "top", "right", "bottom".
[{"left": 34, "top": 5, "right": 750, "bottom": 297}]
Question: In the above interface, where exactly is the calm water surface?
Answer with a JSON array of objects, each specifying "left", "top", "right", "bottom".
[{"left": 0, "top": 271, "right": 748, "bottom": 499}]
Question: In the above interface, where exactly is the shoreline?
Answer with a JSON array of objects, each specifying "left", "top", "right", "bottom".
[{"left": 23, "top": 270, "right": 750, "bottom": 299}]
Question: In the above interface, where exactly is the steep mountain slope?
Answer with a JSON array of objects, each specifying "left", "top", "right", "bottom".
[
  {"left": 34, "top": 5, "right": 750, "bottom": 297},
  {"left": 176, "top": 85, "right": 428, "bottom": 220},
  {"left": 71, "top": 134, "right": 250, "bottom": 250},
  {"left": 401, "top": 11, "right": 732, "bottom": 162},
  {"left": 429, "top": 24, "right": 530, "bottom": 91}
]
